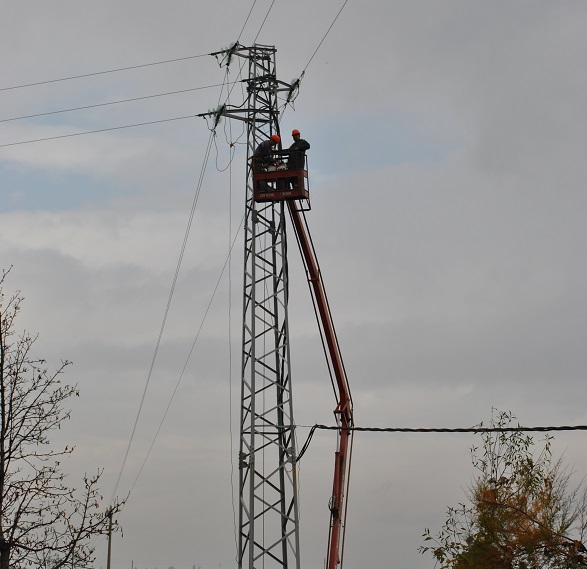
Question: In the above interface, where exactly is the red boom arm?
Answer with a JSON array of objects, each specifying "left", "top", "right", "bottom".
[{"left": 288, "top": 201, "right": 354, "bottom": 569}]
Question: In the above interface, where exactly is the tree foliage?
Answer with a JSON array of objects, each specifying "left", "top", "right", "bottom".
[
  {"left": 0, "top": 271, "right": 123, "bottom": 569},
  {"left": 421, "top": 410, "right": 587, "bottom": 569}
]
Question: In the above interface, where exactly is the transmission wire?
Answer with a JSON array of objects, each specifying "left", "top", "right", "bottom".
[
  {"left": 102, "top": 0, "right": 349, "bottom": 517},
  {"left": 119, "top": 61, "right": 246, "bottom": 503},
  {"left": 279, "top": 0, "right": 351, "bottom": 124},
  {"left": 0, "top": 53, "right": 210, "bottom": 92},
  {"left": 252, "top": 0, "right": 277, "bottom": 43},
  {"left": 236, "top": 0, "right": 259, "bottom": 43},
  {"left": 0, "top": 84, "right": 225, "bottom": 123},
  {"left": 0, "top": 116, "right": 197, "bottom": 148},
  {"left": 125, "top": 211, "right": 246, "bottom": 500},
  {"left": 106, "top": 0, "right": 260, "bottom": 510},
  {"left": 0, "top": 0, "right": 272, "bottom": 148},
  {"left": 109, "top": 128, "right": 215, "bottom": 504},
  {"left": 301, "top": 0, "right": 350, "bottom": 74},
  {"left": 295, "top": 423, "right": 587, "bottom": 464}
]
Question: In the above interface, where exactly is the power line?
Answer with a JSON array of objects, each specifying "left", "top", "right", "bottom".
[
  {"left": 109, "top": 53, "right": 246, "bottom": 504},
  {"left": 236, "top": 0, "right": 259, "bottom": 44},
  {"left": 107, "top": 61, "right": 240, "bottom": 502},
  {"left": 0, "top": 79, "right": 247, "bottom": 148},
  {"left": 0, "top": 84, "right": 225, "bottom": 123},
  {"left": 302, "top": 0, "right": 350, "bottom": 74},
  {"left": 0, "top": 53, "right": 210, "bottom": 92},
  {"left": 126, "top": 211, "right": 246, "bottom": 501},
  {"left": 296, "top": 423, "right": 587, "bottom": 463},
  {"left": 252, "top": 0, "right": 277, "bottom": 43},
  {"left": 122, "top": 75, "right": 246, "bottom": 501},
  {"left": 0, "top": 115, "right": 196, "bottom": 148},
  {"left": 120, "top": 79, "right": 247, "bottom": 504},
  {"left": 86, "top": 0, "right": 347, "bottom": 510},
  {"left": 109, "top": 128, "right": 216, "bottom": 504},
  {"left": 310, "top": 424, "right": 587, "bottom": 434},
  {"left": 0, "top": 0, "right": 311, "bottom": 148},
  {"left": 278, "top": 0, "right": 351, "bottom": 124},
  {"left": 108, "top": 3, "right": 268, "bottom": 507},
  {"left": 0, "top": 1, "right": 350, "bottom": 144},
  {"left": 0, "top": 0, "right": 262, "bottom": 96}
]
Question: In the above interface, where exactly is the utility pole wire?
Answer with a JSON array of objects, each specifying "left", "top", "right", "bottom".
[
  {"left": 0, "top": 1, "right": 347, "bottom": 146},
  {"left": 279, "top": 0, "right": 351, "bottom": 127},
  {"left": 252, "top": 0, "right": 277, "bottom": 44},
  {"left": 126, "top": 212, "right": 246, "bottom": 501},
  {"left": 109, "top": 128, "right": 215, "bottom": 505},
  {"left": 302, "top": 0, "right": 350, "bottom": 74},
  {"left": 0, "top": 84, "right": 226, "bottom": 123},
  {"left": 236, "top": 0, "right": 259, "bottom": 44},
  {"left": 109, "top": 0, "right": 267, "bottom": 523},
  {"left": 0, "top": 53, "right": 209, "bottom": 92},
  {"left": 296, "top": 423, "right": 587, "bottom": 463},
  {"left": 109, "top": 48, "right": 246, "bottom": 508},
  {"left": 0, "top": 116, "right": 196, "bottom": 148}
]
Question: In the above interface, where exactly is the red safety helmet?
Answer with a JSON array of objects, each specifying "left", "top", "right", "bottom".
[
  {"left": 292, "top": 129, "right": 300, "bottom": 136},
  {"left": 271, "top": 134, "right": 280, "bottom": 143}
]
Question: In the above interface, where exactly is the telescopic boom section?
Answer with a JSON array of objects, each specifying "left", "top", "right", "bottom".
[{"left": 287, "top": 201, "right": 354, "bottom": 569}]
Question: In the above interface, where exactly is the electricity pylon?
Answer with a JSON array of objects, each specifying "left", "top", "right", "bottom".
[{"left": 205, "top": 43, "right": 301, "bottom": 569}]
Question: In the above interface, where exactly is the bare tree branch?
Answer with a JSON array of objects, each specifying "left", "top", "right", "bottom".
[{"left": 0, "top": 276, "right": 125, "bottom": 569}]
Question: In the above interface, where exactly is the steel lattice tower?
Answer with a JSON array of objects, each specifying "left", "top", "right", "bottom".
[{"left": 213, "top": 43, "right": 301, "bottom": 569}]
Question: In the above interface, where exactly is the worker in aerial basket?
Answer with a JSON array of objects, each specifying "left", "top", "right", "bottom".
[
  {"left": 287, "top": 129, "right": 310, "bottom": 170},
  {"left": 253, "top": 134, "right": 281, "bottom": 172},
  {"left": 286, "top": 129, "right": 310, "bottom": 190}
]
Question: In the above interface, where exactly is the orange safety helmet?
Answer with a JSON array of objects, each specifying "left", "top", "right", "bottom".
[
  {"left": 271, "top": 134, "right": 281, "bottom": 143},
  {"left": 291, "top": 129, "right": 300, "bottom": 136}
]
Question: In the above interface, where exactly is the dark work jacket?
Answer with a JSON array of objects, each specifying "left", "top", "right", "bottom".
[
  {"left": 287, "top": 139, "right": 310, "bottom": 169},
  {"left": 253, "top": 140, "right": 275, "bottom": 170}
]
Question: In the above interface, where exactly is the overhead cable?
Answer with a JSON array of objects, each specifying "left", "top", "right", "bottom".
[
  {"left": 296, "top": 423, "right": 587, "bottom": 463},
  {"left": 0, "top": 84, "right": 225, "bottom": 124},
  {"left": 236, "top": 0, "right": 259, "bottom": 44},
  {"left": 109, "top": 128, "right": 216, "bottom": 505},
  {"left": 112, "top": 63, "right": 242, "bottom": 504},
  {"left": 302, "top": 0, "right": 350, "bottom": 74},
  {"left": 0, "top": 115, "right": 195, "bottom": 148},
  {"left": 1, "top": 1, "right": 276, "bottom": 147},
  {"left": 252, "top": 0, "right": 277, "bottom": 43},
  {"left": 310, "top": 423, "right": 587, "bottom": 434},
  {"left": 279, "top": 0, "right": 350, "bottom": 123},
  {"left": 125, "top": 211, "right": 246, "bottom": 502},
  {"left": 0, "top": 53, "right": 210, "bottom": 92}
]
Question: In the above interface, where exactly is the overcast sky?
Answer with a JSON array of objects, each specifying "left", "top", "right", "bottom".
[{"left": 1, "top": 2, "right": 587, "bottom": 568}]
